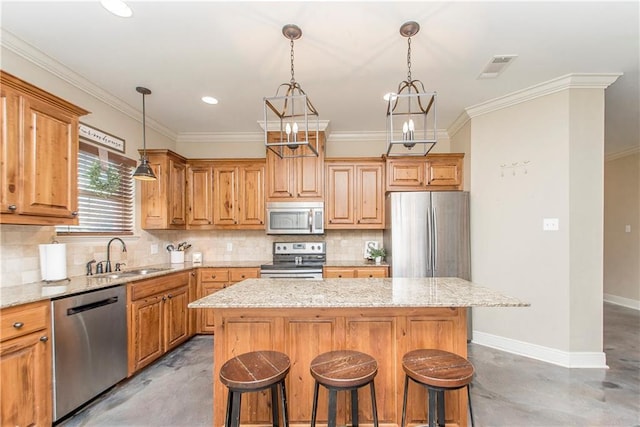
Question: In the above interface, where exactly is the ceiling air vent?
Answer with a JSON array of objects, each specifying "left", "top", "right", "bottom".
[{"left": 478, "top": 55, "right": 518, "bottom": 79}]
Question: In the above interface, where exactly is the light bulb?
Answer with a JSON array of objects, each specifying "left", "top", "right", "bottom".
[
  {"left": 292, "top": 122, "right": 298, "bottom": 133},
  {"left": 285, "top": 123, "right": 291, "bottom": 135},
  {"left": 408, "top": 119, "right": 415, "bottom": 131}
]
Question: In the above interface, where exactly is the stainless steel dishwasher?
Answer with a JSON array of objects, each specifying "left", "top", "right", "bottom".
[{"left": 51, "top": 285, "right": 127, "bottom": 421}]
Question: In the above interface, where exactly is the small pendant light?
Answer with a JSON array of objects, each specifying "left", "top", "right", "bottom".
[{"left": 133, "top": 86, "right": 157, "bottom": 181}]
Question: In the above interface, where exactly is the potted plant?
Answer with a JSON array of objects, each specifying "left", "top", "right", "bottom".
[{"left": 369, "top": 247, "right": 386, "bottom": 264}]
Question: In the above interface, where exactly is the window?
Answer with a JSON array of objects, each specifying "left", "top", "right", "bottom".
[{"left": 56, "top": 142, "right": 136, "bottom": 235}]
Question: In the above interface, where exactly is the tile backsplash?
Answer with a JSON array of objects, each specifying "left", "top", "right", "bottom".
[{"left": 0, "top": 224, "right": 383, "bottom": 287}]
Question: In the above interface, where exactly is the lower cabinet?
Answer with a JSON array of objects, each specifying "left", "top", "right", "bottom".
[
  {"left": 0, "top": 300, "right": 52, "bottom": 426},
  {"left": 323, "top": 265, "right": 389, "bottom": 278},
  {"left": 128, "top": 271, "right": 191, "bottom": 375},
  {"left": 197, "top": 267, "right": 260, "bottom": 334}
]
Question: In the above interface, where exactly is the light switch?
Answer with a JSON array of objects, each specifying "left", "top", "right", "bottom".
[
  {"left": 543, "top": 218, "right": 559, "bottom": 231},
  {"left": 625, "top": 225, "right": 631, "bottom": 233},
  {"left": 150, "top": 243, "right": 158, "bottom": 254},
  {"left": 226, "top": 242, "right": 233, "bottom": 251}
]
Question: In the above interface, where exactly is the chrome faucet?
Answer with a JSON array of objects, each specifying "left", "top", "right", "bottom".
[{"left": 106, "top": 238, "right": 127, "bottom": 273}]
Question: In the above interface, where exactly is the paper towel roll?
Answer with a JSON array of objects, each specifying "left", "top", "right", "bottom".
[{"left": 39, "top": 243, "right": 67, "bottom": 281}]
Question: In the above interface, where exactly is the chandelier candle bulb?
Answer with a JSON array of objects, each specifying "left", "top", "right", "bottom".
[
  {"left": 403, "top": 121, "right": 409, "bottom": 140},
  {"left": 292, "top": 122, "right": 298, "bottom": 142}
]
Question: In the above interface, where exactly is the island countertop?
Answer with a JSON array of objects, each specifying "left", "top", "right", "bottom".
[{"left": 188, "top": 277, "right": 529, "bottom": 309}]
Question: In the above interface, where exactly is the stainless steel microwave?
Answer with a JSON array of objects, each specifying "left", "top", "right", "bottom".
[{"left": 266, "top": 202, "right": 324, "bottom": 235}]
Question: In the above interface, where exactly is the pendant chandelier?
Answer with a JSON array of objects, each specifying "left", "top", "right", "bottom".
[
  {"left": 132, "top": 86, "right": 157, "bottom": 180},
  {"left": 263, "top": 24, "right": 320, "bottom": 159},
  {"left": 386, "top": 21, "right": 437, "bottom": 157}
]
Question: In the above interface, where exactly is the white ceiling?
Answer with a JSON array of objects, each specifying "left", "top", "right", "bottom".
[{"left": 1, "top": 1, "right": 638, "bottom": 156}]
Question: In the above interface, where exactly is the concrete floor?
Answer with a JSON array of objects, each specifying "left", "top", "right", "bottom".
[{"left": 59, "top": 303, "right": 639, "bottom": 427}]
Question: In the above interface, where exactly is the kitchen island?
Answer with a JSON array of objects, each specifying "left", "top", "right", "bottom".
[{"left": 189, "top": 277, "right": 528, "bottom": 427}]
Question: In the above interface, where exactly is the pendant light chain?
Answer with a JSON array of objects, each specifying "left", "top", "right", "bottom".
[
  {"left": 407, "top": 36, "right": 412, "bottom": 82},
  {"left": 290, "top": 38, "right": 296, "bottom": 85},
  {"left": 141, "top": 92, "right": 147, "bottom": 154}
]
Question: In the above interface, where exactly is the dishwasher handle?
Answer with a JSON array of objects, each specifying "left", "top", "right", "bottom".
[{"left": 67, "top": 296, "right": 119, "bottom": 316}]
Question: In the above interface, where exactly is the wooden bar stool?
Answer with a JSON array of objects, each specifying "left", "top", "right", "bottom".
[
  {"left": 310, "top": 350, "right": 379, "bottom": 427},
  {"left": 219, "top": 350, "right": 290, "bottom": 427},
  {"left": 401, "top": 349, "right": 475, "bottom": 427}
]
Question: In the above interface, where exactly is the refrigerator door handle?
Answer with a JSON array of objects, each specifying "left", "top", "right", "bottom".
[{"left": 432, "top": 205, "right": 438, "bottom": 274}]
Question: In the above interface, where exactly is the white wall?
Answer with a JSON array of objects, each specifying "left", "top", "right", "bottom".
[
  {"left": 468, "top": 79, "right": 614, "bottom": 367},
  {"left": 604, "top": 152, "right": 640, "bottom": 308}
]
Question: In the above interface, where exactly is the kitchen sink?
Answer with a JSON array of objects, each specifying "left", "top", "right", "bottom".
[{"left": 97, "top": 267, "right": 173, "bottom": 280}]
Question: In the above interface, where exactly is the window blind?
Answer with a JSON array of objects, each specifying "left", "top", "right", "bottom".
[{"left": 57, "top": 142, "right": 136, "bottom": 235}]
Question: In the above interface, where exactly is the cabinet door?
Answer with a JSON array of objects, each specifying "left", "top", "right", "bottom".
[
  {"left": 21, "top": 96, "right": 78, "bottom": 219},
  {"left": 355, "top": 163, "right": 384, "bottom": 227},
  {"left": 213, "top": 165, "right": 237, "bottom": 225},
  {"left": 187, "top": 164, "right": 214, "bottom": 227},
  {"left": 169, "top": 159, "right": 187, "bottom": 226},
  {"left": 164, "top": 285, "right": 190, "bottom": 351},
  {"left": 266, "top": 147, "right": 294, "bottom": 199},
  {"left": 0, "top": 86, "right": 20, "bottom": 215},
  {"left": 326, "top": 164, "right": 354, "bottom": 227},
  {"left": 295, "top": 139, "right": 324, "bottom": 199},
  {"left": 199, "top": 282, "right": 227, "bottom": 333},
  {"left": 140, "top": 156, "right": 166, "bottom": 229},
  {"left": 131, "top": 295, "right": 164, "bottom": 372},
  {"left": 386, "top": 158, "right": 426, "bottom": 191},
  {"left": 238, "top": 163, "right": 265, "bottom": 226},
  {"left": 0, "top": 331, "right": 52, "bottom": 427},
  {"left": 427, "top": 157, "right": 463, "bottom": 189}
]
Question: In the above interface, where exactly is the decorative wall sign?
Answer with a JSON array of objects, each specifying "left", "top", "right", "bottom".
[{"left": 79, "top": 123, "right": 126, "bottom": 153}]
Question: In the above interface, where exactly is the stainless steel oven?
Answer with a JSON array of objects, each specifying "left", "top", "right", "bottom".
[{"left": 260, "top": 241, "right": 325, "bottom": 279}]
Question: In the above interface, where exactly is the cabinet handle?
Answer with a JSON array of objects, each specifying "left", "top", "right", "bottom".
[
  {"left": 71, "top": 211, "right": 79, "bottom": 216},
  {"left": 167, "top": 293, "right": 173, "bottom": 299},
  {"left": 369, "top": 274, "right": 374, "bottom": 278},
  {"left": 40, "top": 336, "right": 48, "bottom": 343},
  {"left": 162, "top": 296, "right": 167, "bottom": 301},
  {"left": 191, "top": 271, "right": 196, "bottom": 277},
  {"left": 338, "top": 275, "right": 343, "bottom": 278},
  {"left": 13, "top": 321, "right": 24, "bottom": 329},
  {"left": 211, "top": 275, "right": 216, "bottom": 279},
  {"left": 8, "top": 205, "right": 17, "bottom": 211},
  {"left": 241, "top": 275, "right": 245, "bottom": 278}
]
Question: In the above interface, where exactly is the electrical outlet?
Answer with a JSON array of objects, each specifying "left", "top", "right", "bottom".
[
  {"left": 226, "top": 242, "right": 233, "bottom": 252},
  {"left": 150, "top": 243, "right": 158, "bottom": 254},
  {"left": 625, "top": 225, "right": 631, "bottom": 233},
  {"left": 543, "top": 218, "right": 559, "bottom": 231}
]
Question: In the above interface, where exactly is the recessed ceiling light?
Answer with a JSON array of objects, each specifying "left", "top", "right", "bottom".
[
  {"left": 202, "top": 96, "right": 219, "bottom": 105},
  {"left": 100, "top": 0, "right": 133, "bottom": 18}
]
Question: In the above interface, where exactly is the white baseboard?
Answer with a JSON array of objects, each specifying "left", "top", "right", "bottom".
[
  {"left": 604, "top": 293, "right": 640, "bottom": 310},
  {"left": 472, "top": 331, "right": 608, "bottom": 369}
]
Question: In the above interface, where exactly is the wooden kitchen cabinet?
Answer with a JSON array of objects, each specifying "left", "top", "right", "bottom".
[
  {"left": 186, "top": 162, "right": 214, "bottom": 227},
  {"left": 128, "top": 271, "right": 191, "bottom": 374},
  {"left": 213, "top": 161, "right": 265, "bottom": 229},
  {"left": 0, "top": 71, "right": 89, "bottom": 225},
  {"left": 325, "top": 158, "right": 384, "bottom": 229},
  {"left": 140, "top": 149, "right": 187, "bottom": 229},
  {"left": 386, "top": 153, "right": 464, "bottom": 191},
  {"left": 0, "top": 300, "right": 52, "bottom": 426},
  {"left": 266, "top": 131, "right": 325, "bottom": 201},
  {"left": 197, "top": 267, "right": 260, "bottom": 333},
  {"left": 323, "top": 265, "right": 389, "bottom": 278},
  {"left": 187, "top": 160, "right": 265, "bottom": 230}
]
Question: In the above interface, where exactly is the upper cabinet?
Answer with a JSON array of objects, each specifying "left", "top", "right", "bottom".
[
  {"left": 139, "top": 150, "right": 187, "bottom": 229},
  {"left": 0, "top": 71, "right": 89, "bottom": 225},
  {"left": 265, "top": 131, "right": 325, "bottom": 201},
  {"left": 325, "top": 158, "right": 385, "bottom": 229},
  {"left": 386, "top": 153, "right": 464, "bottom": 191},
  {"left": 186, "top": 160, "right": 265, "bottom": 230}
]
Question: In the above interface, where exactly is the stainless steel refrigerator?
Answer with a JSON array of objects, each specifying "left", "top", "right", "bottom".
[{"left": 383, "top": 191, "right": 472, "bottom": 335}]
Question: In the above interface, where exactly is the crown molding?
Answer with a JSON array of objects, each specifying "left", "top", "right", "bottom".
[
  {"left": 466, "top": 73, "right": 623, "bottom": 119},
  {"left": 1, "top": 29, "right": 177, "bottom": 141},
  {"left": 327, "top": 129, "right": 450, "bottom": 144},
  {"left": 176, "top": 132, "right": 265, "bottom": 144},
  {"left": 605, "top": 145, "right": 640, "bottom": 161},
  {"left": 447, "top": 111, "right": 471, "bottom": 139}
]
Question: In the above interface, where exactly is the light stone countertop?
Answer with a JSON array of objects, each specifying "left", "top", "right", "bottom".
[
  {"left": 0, "top": 260, "right": 270, "bottom": 309},
  {"left": 188, "top": 277, "right": 530, "bottom": 309}
]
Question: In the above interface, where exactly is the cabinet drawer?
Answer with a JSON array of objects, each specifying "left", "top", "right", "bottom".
[
  {"left": 355, "top": 267, "right": 388, "bottom": 278},
  {"left": 229, "top": 268, "right": 259, "bottom": 282},
  {"left": 323, "top": 268, "right": 356, "bottom": 279},
  {"left": 131, "top": 272, "right": 189, "bottom": 301},
  {"left": 200, "top": 269, "right": 229, "bottom": 283},
  {"left": 1, "top": 301, "right": 49, "bottom": 342}
]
